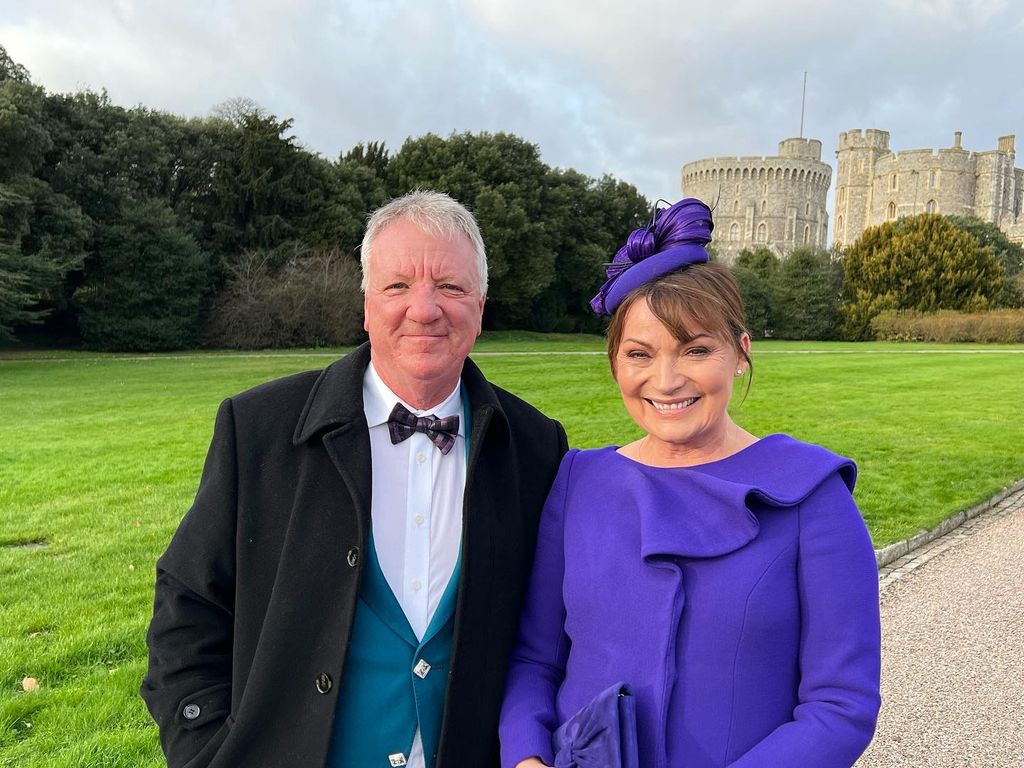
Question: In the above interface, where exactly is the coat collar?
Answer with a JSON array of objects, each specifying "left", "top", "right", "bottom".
[
  {"left": 293, "top": 342, "right": 508, "bottom": 446},
  {"left": 616, "top": 436, "right": 857, "bottom": 561}
]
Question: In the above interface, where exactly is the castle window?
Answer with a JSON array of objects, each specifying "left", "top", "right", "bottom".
[
  {"left": 890, "top": 173, "right": 898, "bottom": 191},
  {"left": 732, "top": 200, "right": 739, "bottom": 214},
  {"left": 887, "top": 201, "right": 897, "bottom": 220},
  {"left": 757, "top": 223, "right": 767, "bottom": 243},
  {"left": 768, "top": 168, "right": 775, "bottom": 182},
  {"left": 926, "top": 199, "right": 937, "bottom": 214},
  {"left": 929, "top": 170, "right": 939, "bottom": 188},
  {"left": 761, "top": 200, "right": 767, "bottom": 214},
  {"left": 730, "top": 223, "right": 740, "bottom": 241},
  {"left": 837, "top": 215, "right": 844, "bottom": 234},
  {"left": 803, "top": 225, "right": 810, "bottom": 244},
  {"left": 805, "top": 202, "right": 810, "bottom": 216},
  {"left": 838, "top": 187, "right": 846, "bottom": 205}
]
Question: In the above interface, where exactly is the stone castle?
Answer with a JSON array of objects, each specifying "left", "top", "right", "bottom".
[
  {"left": 833, "top": 129, "right": 1024, "bottom": 247},
  {"left": 680, "top": 130, "right": 1024, "bottom": 260},
  {"left": 681, "top": 138, "right": 831, "bottom": 262}
]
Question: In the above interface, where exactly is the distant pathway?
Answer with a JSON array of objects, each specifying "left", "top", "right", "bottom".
[
  {"left": 4, "top": 348, "right": 1024, "bottom": 365},
  {"left": 856, "top": 487, "right": 1024, "bottom": 767}
]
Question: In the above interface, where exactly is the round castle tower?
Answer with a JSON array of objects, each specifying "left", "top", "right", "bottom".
[{"left": 681, "top": 137, "right": 831, "bottom": 262}]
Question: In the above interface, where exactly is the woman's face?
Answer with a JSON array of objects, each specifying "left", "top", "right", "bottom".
[{"left": 613, "top": 299, "right": 749, "bottom": 464}]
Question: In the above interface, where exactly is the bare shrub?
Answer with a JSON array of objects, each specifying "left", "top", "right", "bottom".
[
  {"left": 205, "top": 245, "right": 365, "bottom": 348},
  {"left": 871, "top": 309, "right": 1024, "bottom": 343}
]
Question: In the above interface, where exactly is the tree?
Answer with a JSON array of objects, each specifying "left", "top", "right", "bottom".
[
  {"left": 534, "top": 170, "right": 648, "bottom": 332},
  {"left": 343, "top": 140, "right": 389, "bottom": 178},
  {"left": 840, "top": 213, "right": 1005, "bottom": 340},
  {"left": 947, "top": 215, "right": 1024, "bottom": 307},
  {"left": 0, "top": 44, "right": 31, "bottom": 84},
  {"left": 772, "top": 247, "right": 842, "bottom": 340},
  {"left": 731, "top": 247, "right": 779, "bottom": 338},
  {"left": 0, "top": 57, "right": 89, "bottom": 339},
  {"left": 75, "top": 198, "right": 209, "bottom": 350}
]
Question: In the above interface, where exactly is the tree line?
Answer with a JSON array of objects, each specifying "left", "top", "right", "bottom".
[
  {"left": 0, "top": 45, "right": 649, "bottom": 349},
  {"left": 3, "top": 44, "right": 1022, "bottom": 350}
]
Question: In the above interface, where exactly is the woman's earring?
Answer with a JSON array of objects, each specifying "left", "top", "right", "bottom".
[{"left": 735, "top": 369, "right": 743, "bottom": 376}]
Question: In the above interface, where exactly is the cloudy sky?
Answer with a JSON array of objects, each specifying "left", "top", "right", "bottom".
[{"left": 2, "top": 0, "right": 1022, "bottom": 215}]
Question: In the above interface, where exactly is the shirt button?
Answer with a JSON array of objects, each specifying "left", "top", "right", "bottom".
[
  {"left": 410, "top": 579, "right": 422, "bottom": 592},
  {"left": 415, "top": 451, "right": 426, "bottom": 464},
  {"left": 316, "top": 672, "right": 333, "bottom": 694},
  {"left": 182, "top": 703, "right": 201, "bottom": 720},
  {"left": 414, "top": 514, "right": 424, "bottom": 526},
  {"left": 346, "top": 547, "right": 359, "bottom": 568}
]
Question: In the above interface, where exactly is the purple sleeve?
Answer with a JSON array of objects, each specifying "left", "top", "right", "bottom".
[
  {"left": 498, "top": 450, "right": 579, "bottom": 768},
  {"left": 728, "top": 473, "right": 882, "bottom": 767}
]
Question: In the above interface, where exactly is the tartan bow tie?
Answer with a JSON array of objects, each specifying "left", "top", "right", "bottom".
[{"left": 386, "top": 402, "right": 460, "bottom": 455}]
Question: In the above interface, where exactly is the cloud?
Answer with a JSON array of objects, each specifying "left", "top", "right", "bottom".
[{"left": 1, "top": 0, "right": 1021, "bottom": 211}]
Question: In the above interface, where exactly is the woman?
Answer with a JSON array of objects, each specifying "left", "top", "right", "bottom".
[{"left": 499, "top": 198, "right": 881, "bottom": 768}]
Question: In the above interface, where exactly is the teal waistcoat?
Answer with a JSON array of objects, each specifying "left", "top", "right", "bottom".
[{"left": 326, "top": 394, "right": 468, "bottom": 768}]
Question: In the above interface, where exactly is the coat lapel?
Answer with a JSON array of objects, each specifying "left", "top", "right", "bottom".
[{"left": 293, "top": 343, "right": 374, "bottom": 540}]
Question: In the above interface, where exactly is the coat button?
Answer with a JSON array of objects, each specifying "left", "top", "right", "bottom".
[
  {"left": 316, "top": 673, "right": 333, "bottom": 694},
  {"left": 346, "top": 547, "right": 359, "bottom": 568},
  {"left": 182, "top": 703, "right": 201, "bottom": 720}
]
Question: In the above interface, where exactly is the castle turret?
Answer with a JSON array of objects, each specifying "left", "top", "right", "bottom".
[{"left": 834, "top": 129, "right": 890, "bottom": 247}]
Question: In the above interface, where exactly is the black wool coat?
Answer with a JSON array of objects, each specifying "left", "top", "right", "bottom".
[{"left": 141, "top": 343, "right": 568, "bottom": 768}]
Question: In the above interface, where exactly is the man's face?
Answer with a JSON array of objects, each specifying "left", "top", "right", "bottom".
[{"left": 363, "top": 217, "right": 485, "bottom": 408}]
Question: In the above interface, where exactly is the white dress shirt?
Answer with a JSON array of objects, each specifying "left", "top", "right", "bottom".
[{"left": 362, "top": 363, "right": 466, "bottom": 768}]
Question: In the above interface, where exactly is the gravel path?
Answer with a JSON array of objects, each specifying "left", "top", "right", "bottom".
[{"left": 856, "top": 489, "right": 1024, "bottom": 767}]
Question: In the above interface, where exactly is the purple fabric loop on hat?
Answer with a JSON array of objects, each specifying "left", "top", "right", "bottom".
[{"left": 590, "top": 198, "right": 714, "bottom": 316}]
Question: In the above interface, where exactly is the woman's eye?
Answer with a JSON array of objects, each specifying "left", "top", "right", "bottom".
[{"left": 686, "top": 347, "right": 710, "bottom": 357}]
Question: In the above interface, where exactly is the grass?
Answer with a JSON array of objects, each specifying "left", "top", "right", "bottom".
[{"left": 2, "top": 336, "right": 1022, "bottom": 765}]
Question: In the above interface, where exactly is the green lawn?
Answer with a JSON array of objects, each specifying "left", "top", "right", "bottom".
[{"left": 2, "top": 337, "right": 1022, "bottom": 766}]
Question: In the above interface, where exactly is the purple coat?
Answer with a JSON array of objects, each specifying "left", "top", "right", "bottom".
[{"left": 500, "top": 435, "right": 881, "bottom": 768}]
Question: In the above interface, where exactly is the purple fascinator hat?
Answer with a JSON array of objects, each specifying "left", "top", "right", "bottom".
[{"left": 590, "top": 198, "right": 714, "bottom": 316}]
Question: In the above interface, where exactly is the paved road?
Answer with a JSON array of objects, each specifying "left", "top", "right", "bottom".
[{"left": 856, "top": 489, "right": 1024, "bottom": 767}]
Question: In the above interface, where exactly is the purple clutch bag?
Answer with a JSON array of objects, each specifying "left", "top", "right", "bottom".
[{"left": 552, "top": 683, "right": 639, "bottom": 768}]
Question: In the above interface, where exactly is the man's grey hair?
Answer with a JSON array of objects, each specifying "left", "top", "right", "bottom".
[{"left": 360, "top": 190, "right": 488, "bottom": 293}]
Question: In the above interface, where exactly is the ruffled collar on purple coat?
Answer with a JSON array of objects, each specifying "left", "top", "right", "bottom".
[
  {"left": 590, "top": 198, "right": 714, "bottom": 316},
  {"left": 599, "top": 435, "right": 857, "bottom": 561}
]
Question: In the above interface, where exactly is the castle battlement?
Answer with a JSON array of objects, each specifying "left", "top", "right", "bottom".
[{"left": 838, "top": 129, "right": 890, "bottom": 151}]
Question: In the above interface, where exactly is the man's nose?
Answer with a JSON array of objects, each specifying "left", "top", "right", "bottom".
[{"left": 407, "top": 288, "right": 443, "bottom": 323}]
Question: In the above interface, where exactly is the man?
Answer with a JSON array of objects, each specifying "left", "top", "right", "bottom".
[{"left": 141, "top": 191, "right": 568, "bottom": 768}]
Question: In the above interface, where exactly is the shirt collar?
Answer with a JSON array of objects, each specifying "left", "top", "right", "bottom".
[{"left": 363, "top": 362, "right": 465, "bottom": 436}]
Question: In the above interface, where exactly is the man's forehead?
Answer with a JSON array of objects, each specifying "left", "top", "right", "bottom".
[{"left": 372, "top": 220, "right": 478, "bottom": 277}]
